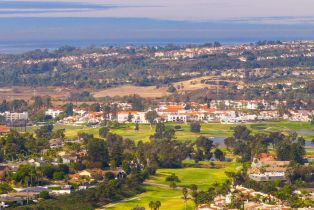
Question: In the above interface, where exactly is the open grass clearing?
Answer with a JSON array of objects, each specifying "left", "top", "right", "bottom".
[
  {"left": 55, "top": 120, "right": 314, "bottom": 142},
  {"left": 146, "top": 161, "right": 240, "bottom": 191}
]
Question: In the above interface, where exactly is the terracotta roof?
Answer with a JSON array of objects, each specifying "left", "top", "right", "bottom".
[
  {"left": 256, "top": 153, "right": 276, "bottom": 161},
  {"left": 118, "top": 111, "right": 139, "bottom": 115},
  {"left": 0, "top": 125, "right": 9, "bottom": 134}
]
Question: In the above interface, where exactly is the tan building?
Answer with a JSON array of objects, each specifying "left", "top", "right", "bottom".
[{"left": 244, "top": 202, "right": 291, "bottom": 210}]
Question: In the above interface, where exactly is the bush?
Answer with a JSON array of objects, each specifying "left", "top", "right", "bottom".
[
  {"left": 0, "top": 183, "right": 13, "bottom": 194},
  {"left": 39, "top": 191, "right": 50, "bottom": 199},
  {"left": 174, "top": 125, "right": 182, "bottom": 130},
  {"left": 53, "top": 171, "right": 65, "bottom": 180},
  {"left": 165, "top": 173, "right": 180, "bottom": 182},
  {"left": 190, "top": 122, "right": 201, "bottom": 133}
]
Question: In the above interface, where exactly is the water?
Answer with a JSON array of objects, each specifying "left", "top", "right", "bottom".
[{"left": 1, "top": 17, "right": 314, "bottom": 54}]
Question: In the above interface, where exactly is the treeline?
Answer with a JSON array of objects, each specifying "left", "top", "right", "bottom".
[{"left": 224, "top": 125, "right": 306, "bottom": 163}]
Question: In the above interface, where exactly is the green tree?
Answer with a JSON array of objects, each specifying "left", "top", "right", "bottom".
[
  {"left": 189, "top": 184, "right": 198, "bottom": 209},
  {"left": 190, "top": 122, "right": 201, "bottom": 133},
  {"left": 39, "top": 191, "right": 50, "bottom": 199},
  {"left": 127, "top": 113, "right": 134, "bottom": 122},
  {"left": 86, "top": 138, "right": 109, "bottom": 168},
  {"left": 0, "top": 183, "right": 13, "bottom": 194},
  {"left": 151, "top": 122, "right": 175, "bottom": 141},
  {"left": 145, "top": 111, "right": 158, "bottom": 128},
  {"left": 169, "top": 181, "right": 177, "bottom": 189},
  {"left": 35, "top": 124, "right": 54, "bottom": 139},
  {"left": 214, "top": 149, "right": 225, "bottom": 161},
  {"left": 110, "top": 159, "right": 116, "bottom": 170},
  {"left": 99, "top": 127, "right": 110, "bottom": 138},
  {"left": 182, "top": 187, "right": 189, "bottom": 210},
  {"left": 64, "top": 103, "right": 74, "bottom": 116}
]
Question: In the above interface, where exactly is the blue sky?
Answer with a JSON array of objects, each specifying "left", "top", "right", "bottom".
[{"left": 0, "top": 0, "right": 314, "bottom": 52}]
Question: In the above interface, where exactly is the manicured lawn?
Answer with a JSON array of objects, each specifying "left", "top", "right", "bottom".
[
  {"left": 58, "top": 123, "right": 235, "bottom": 142},
  {"left": 57, "top": 120, "right": 314, "bottom": 142},
  {"left": 146, "top": 161, "right": 240, "bottom": 191},
  {"left": 104, "top": 186, "right": 195, "bottom": 210},
  {"left": 104, "top": 162, "right": 240, "bottom": 210}
]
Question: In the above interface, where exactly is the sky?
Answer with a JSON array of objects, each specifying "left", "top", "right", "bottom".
[{"left": 1, "top": 0, "right": 314, "bottom": 52}]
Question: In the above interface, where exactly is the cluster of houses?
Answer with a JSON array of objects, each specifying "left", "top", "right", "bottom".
[
  {"left": 248, "top": 153, "right": 289, "bottom": 182},
  {"left": 198, "top": 184, "right": 314, "bottom": 210},
  {"left": 44, "top": 101, "right": 314, "bottom": 126},
  {"left": 0, "top": 147, "right": 127, "bottom": 208},
  {"left": 198, "top": 185, "right": 292, "bottom": 210}
]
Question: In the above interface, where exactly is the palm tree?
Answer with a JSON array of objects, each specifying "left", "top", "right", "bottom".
[
  {"left": 149, "top": 201, "right": 154, "bottom": 210},
  {"left": 189, "top": 184, "right": 198, "bottom": 209},
  {"left": 169, "top": 181, "right": 177, "bottom": 189},
  {"left": 155, "top": 201, "right": 161, "bottom": 210},
  {"left": 182, "top": 187, "right": 189, "bottom": 210}
]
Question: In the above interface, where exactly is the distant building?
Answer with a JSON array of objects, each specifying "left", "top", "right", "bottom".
[
  {"left": 244, "top": 202, "right": 291, "bottom": 210},
  {"left": 249, "top": 172, "right": 287, "bottom": 182},
  {"left": 45, "top": 109, "right": 63, "bottom": 119},
  {"left": 249, "top": 153, "right": 289, "bottom": 182},
  {"left": 0, "top": 112, "right": 28, "bottom": 121},
  {"left": 117, "top": 111, "right": 148, "bottom": 123}
]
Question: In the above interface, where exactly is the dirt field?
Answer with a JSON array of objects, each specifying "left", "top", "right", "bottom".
[
  {"left": 93, "top": 85, "right": 170, "bottom": 98},
  {"left": 0, "top": 86, "right": 74, "bottom": 101},
  {"left": 173, "top": 76, "right": 237, "bottom": 91},
  {"left": 0, "top": 77, "right": 239, "bottom": 101}
]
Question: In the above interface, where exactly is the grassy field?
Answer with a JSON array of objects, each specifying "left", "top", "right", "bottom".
[
  {"left": 104, "top": 161, "right": 240, "bottom": 210},
  {"left": 147, "top": 161, "right": 240, "bottom": 191},
  {"left": 55, "top": 120, "right": 314, "bottom": 142},
  {"left": 55, "top": 123, "right": 235, "bottom": 142},
  {"left": 104, "top": 186, "right": 195, "bottom": 210}
]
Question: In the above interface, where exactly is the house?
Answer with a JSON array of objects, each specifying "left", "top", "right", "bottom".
[
  {"left": 0, "top": 125, "right": 9, "bottom": 135},
  {"left": 49, "top": 138, "right": 63, "bottom": 149},
  {"left": 244, "top": 202, "right": 291, "bottom": 210},
  {"left": 45, "top": 109, "right": 63, "bottom": 119},
  {"left": 17, "top": 186, "right": 48, "bottom": 194},
  {"left": 49, "top": 185, "right": 73, "bottom": 195},
  {"left": 28, "top": 158, "right": 47, "bottom": 167},
  {"left": 249, "top": 153, "right": 289, "bottom": 181},
  {"left": 117, "top": 111, "right": 148, "bottom": 123},
  {"left": 61, "top": 155, "right": 78, "bottom": 164},
  {"left": 77, "top": 169, "right": 126, "bottom": 180},
  {"left": 78, "top": 169, "right": 105, "bottom": 179},
  {"left": 249, "top": 172, "right": 287, "bottom": 182},
  {"left": 0, "top": 193, "right": 34, "bottom": 205}
]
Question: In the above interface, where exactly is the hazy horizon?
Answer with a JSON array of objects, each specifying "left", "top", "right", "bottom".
[{"left": 1, "top": 0, "right": 314, "bottom": 53}]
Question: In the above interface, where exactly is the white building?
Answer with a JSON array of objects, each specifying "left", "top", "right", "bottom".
[
  {"left": 45, "top": 109, "right": 63, "bottom": 119},
  {"left": 249, "top": 172, "right": 287, "bottom": 182},
  {"left": 117, "top": 111, "right": 148, "bottom": 123},
  {"left": 0, "top": 112, "right": 28, "bottom": 121}
]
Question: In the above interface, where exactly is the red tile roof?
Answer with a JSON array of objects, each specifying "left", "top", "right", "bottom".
[{"left": 0, "top": 125, "right": 9, "bottom": 134}]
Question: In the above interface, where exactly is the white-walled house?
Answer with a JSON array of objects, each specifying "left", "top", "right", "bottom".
[
  {"left": 117, "top": 111, "right": 148, "bottom": 123},
  {"left": 45, "top": 109, "right": 63, "bottom": 118}
]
